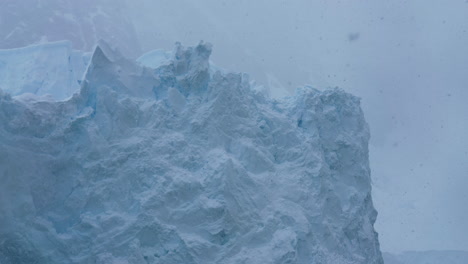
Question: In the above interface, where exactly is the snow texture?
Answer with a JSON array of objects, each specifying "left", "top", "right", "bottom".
[
  {"left": 0, "top": 41, "right": 90, "bottom": 101},
  {"left": 0, "top": 42, "right": 382, "bottom": 264}
]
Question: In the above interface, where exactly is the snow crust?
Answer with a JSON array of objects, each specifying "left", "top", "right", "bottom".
[
  {"left": 0, "top": 42, "right": 382, "bottom": 263},
  {"left": 0, "top": 41, "right": 90, "bottom": 100}
]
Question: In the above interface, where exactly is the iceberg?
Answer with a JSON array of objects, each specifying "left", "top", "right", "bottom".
[{"left": 0, "top": 42, "right": 383, "bottom": 263}]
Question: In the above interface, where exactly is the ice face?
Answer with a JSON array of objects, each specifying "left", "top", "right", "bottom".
[
  {"left": 0, "top": 41, "right": 90, "bottom": 101},
  {"left": 0, "top": 42, "right": 383, "bottom": 264}
]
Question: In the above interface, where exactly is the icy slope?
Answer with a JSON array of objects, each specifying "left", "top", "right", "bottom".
[
  {"left": 0, "top": 41, "right": 90, "bottom": 100},
  {"left": 0, "top": 42, "right": 382, "bottom": 264}
]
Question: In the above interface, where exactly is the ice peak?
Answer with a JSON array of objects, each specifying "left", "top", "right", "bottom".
[
  {"left": 172, "top": 41, "right": 212, "bottom": 95},
  {"left": 173, "top": 41, "right": 212, "bottom": 74},
  {"left": 93, "top": 40, "right": 126, "bottom": 64}
]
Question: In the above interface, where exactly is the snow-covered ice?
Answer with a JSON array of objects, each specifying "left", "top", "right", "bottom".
[{"left": 0, "top": 42, "right": 383, "bottom": 263}]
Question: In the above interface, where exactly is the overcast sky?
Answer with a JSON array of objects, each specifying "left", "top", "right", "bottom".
[{"left": 1, "top": 0, "right": 467, "bottom": 254}]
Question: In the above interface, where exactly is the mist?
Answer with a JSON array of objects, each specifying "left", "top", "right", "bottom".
[{"left": 126, "top": 0, "right": 468, "bottom": 253}]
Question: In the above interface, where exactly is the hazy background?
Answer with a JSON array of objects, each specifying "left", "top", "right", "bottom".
[{"left": 1, "top": 0, "right": 467, "bottom": 254}]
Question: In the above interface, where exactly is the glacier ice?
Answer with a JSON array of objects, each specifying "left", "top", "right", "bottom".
[
  {"left": 0, "top": 41, "right": 90, "bottom": 101},
  {"left": 137, "top": 49, "right": 173, "bottom": 69},
  {"left": 0, "top": 42, "right": 383, "bottom": 263},
  {"left": 0, "top": 0, "right": 141, "bottom": 58}
]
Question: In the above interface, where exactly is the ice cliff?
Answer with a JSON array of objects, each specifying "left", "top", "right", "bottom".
[
  {"left": 0, "top": 42, "right": 383, "bottom": 263},
  {"left": 0, "top": 41, "right": 90, "bottom": 101}
]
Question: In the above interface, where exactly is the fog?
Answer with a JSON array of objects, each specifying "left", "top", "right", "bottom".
[
  {"left": 1, "top": 0, "right": 467, "bottom": 254},
  {"left": 129, "top": 0, "right": 468, "bottom": 253}
]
